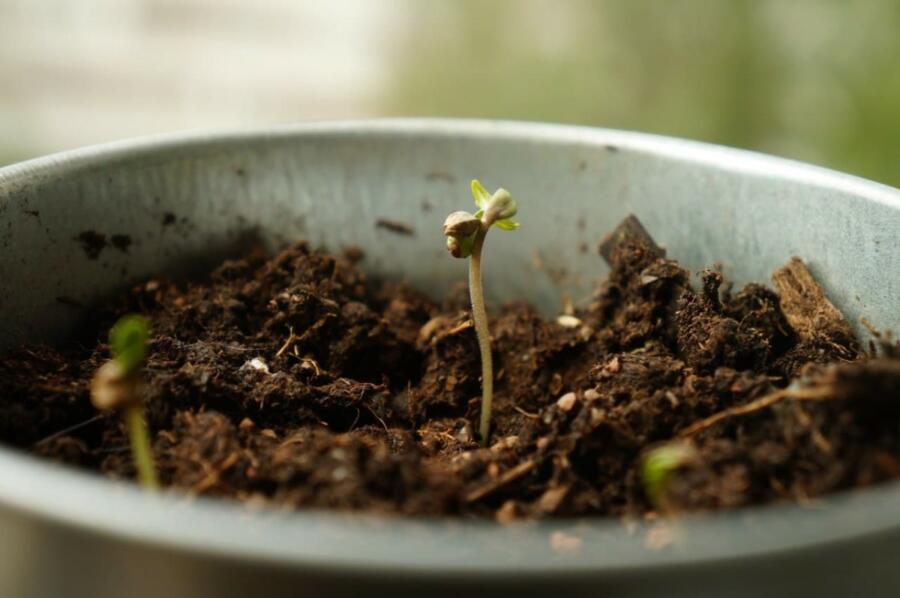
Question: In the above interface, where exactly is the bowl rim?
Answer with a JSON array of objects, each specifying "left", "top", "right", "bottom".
[
  {"left": 2, "top": 118, "right": 898, "bottom": 205},
  {"left": 1, "top": 118, "right": 899, "bottom": 576}
]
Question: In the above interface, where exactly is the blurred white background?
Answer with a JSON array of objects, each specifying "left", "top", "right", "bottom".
[
  {"left": 0, "top": 0, "right": 404, "bottom": 160},
  {"left": 2, "top": 0, "right": 899, "bottom": 187}
]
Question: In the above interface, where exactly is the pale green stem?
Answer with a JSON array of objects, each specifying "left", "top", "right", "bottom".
[
  {"left": 469, "top": 224, "right": 493, "bottom": 445},
  {"left": 125, "top": 404, "right": 158, "bottom": 489}
]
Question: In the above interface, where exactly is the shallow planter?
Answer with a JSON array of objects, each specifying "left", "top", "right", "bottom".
[{"left": 0, "top": 119, "right": 898, "bottom": 598}]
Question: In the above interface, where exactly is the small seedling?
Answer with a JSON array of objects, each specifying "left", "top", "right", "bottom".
[
  {"left": 443, "top": 180, "right": 520, "bottom": 445},
  {"left": 641, "top": 441, "right": 697, "bottom": 511},
  {"left": 91, "top": 315, "right": 158, "bottom": 489}
]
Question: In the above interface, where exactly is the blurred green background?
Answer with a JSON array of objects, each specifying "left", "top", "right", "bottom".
[{"left": 2, "top": 0, "right": 899, "bottom": 187}]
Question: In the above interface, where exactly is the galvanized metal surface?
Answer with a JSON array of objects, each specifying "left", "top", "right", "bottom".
[{"left": 0, "top": 120, "right": 898, "bottom": 597}]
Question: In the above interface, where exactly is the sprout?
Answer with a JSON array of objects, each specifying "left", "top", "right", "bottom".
[
  {"left": 91, "top": 315, "right": 158, "bottom": 489},
  {"left": 641, "top": 442, "right": 697, "bottom": 511},
  {"left": 442, "top": 211, "right": 481, "bottom": 238},
  {"left": 443, "top": 180, "right": 520, "bottom": 445}
]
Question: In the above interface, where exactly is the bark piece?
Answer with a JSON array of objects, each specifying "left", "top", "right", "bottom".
[{"left": 772, "top": 257, "right": 853, "bottom": 343}]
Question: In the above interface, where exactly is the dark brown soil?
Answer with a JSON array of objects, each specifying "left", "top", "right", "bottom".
[{"left": 1, "top": 217, "right": 898, "bottom": 521}]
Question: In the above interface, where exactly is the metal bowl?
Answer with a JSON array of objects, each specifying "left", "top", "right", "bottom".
[{"left": 1, "top": 120, "right": 898, "bottom": 598}]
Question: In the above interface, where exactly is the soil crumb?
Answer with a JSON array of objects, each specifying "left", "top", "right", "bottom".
[
  {"left": 376, "top": 218, "right": 415, "bottom": 236},
  {"left": 75, "top": 230, "right": 108, "bottom": 260},
  {"left": 2, "top": 219, "right": 898, "bottom": 520},
  {"left": 111, "top": 234, "right": 132, "bottom": 253}
]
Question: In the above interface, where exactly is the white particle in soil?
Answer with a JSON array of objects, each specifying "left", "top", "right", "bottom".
[
  {"left": 332, "top": 466, "right": 350, "bottom": 482},
  {"left": 583, "top": 388, "right": 601, "bottom": 401},
  {"left": 557, "top": 392, "right": 577, "bottom": 411},
  {"left": 240, "top": 357, "right": 271, "bottom": 375},
  {"left": 556, "top": 314, "right": 582, "bottom": 328}
]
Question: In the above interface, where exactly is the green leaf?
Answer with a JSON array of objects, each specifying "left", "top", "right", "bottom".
[
  {"left": 487, "top": 189, "right": 517, "bottom": 220},
  {"left": 458, "top": 232, "right": 475, "bottom": 257},
  {"left": 641, "top": 443, "right": 695, "bottom": 507},
  {"left": 494, "top": 218, "right": 520, "bottom": 231},
  {"left": 474, "top": 208, "right": 484, "bottom": 219},
  {"left": 470, "top": 179, "right": 491, "bottom": 209},
  {"left": 109, "top": 315, "right": 149, "bottom": 374}
]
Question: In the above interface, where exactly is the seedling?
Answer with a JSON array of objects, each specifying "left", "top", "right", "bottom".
[
  {"left": 443, "top": 180, "right": 520, "bottom": 445},
  {"left": 90, "top": 315, "right": 158, "bottom": 489},
  {"left": 641, "top": 441, "right": 697, "bottom": 511}
]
